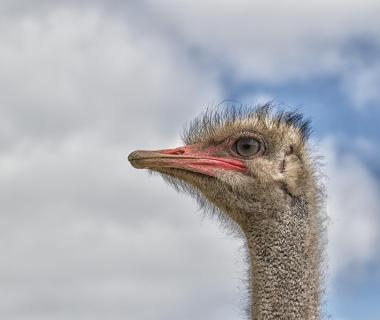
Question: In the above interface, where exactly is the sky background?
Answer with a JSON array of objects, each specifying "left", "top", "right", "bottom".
[{"left": 0, "top": 1, "right": 379, "bottom": 319}]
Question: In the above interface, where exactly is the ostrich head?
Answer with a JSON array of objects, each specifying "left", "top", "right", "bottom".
[
  {"left": 128, "top": 104, "right": 324, "bottom": 320},
  {"left": 128, "top": 104, "right": 317, "bottom": 231}
]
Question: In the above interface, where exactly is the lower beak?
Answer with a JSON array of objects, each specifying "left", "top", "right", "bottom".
[{"left": 128, "top": 145, "right": 245, "bottom": 176}]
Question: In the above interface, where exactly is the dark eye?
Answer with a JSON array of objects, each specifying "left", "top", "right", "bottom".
[{"left": 233, "top": 137, "right": 260, "bottom": 157}]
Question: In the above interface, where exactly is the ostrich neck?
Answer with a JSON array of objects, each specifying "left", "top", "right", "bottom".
[{"left": 243, "top": 197, "right": 321, "bottom": 320}]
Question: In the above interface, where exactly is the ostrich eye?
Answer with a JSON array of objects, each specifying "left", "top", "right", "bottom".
[{"left": 233, "top": 137, "right": 260, "bottom": 157}]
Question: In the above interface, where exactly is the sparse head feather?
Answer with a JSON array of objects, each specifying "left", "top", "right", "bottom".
[{"left": 182, "top": 103, "right": 312, "bottom": 146}]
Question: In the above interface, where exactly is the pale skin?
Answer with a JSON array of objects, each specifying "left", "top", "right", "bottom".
[{"left": 128, "top": 106, "right": 324, "bottom": 320}]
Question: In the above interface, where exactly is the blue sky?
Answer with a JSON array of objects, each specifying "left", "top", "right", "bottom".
[{"left": 0, "top": 1, "right": 379, "bottom": 320}]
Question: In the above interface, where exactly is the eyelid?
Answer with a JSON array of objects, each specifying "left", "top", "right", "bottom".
[
  {"left": 226, "top": 131, "right": 262, "bottom": 146},
  {"left": 218, "top": 130, "right": 259, "bottom": 144}
]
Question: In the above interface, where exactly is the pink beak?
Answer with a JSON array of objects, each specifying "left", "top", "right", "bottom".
[{"left": 128, "top": 144, "right": 246, "bottom": 176}]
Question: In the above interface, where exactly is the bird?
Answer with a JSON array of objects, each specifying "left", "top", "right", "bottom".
[{"left": 128, "top": 104, "right": 326, "bottom": 320}]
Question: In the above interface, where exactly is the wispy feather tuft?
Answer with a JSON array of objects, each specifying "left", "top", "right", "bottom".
[{"left": 182, "top": 103, "right": 311, "bottom": 144}]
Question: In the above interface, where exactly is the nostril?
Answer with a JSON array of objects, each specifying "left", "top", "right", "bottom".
[
  {"left": 161, "top": 148, "right": 185, "bottom": 155},
  {"left": 174, "top": 149, "right": 185, "bottom": 155}
]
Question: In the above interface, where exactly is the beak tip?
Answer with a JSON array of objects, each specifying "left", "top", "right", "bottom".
[
  {"left": 128, "top": 151, "right": 138, "bottom": 162},
  {"left": 128, "top": 151, "right": 144, "bottom": 169},
  {"left": 128, "top": 150, "right": 151, "bottom": 169}
]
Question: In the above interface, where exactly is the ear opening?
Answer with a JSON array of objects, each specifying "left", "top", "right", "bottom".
[{"left": 277, "top": 145, "right": 308, "bottom": 198}]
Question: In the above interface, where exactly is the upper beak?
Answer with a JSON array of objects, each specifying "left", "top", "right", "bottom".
[{"left": 128, "top": 145, "right": 246, "bottom": 176}]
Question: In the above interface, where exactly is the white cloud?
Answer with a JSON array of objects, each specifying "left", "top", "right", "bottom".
[
  {"left": 0, "top": 7, "right": 246, "bottom": 320},
  {"left": 0, "top": 8, "right": 221, "bottom": 147},
  {"left": 323, "top": 138, "right": 380, "bottom": 279}
]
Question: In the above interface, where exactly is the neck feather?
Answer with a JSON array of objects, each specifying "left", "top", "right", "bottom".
[{"left": 242, "top": 196, "right": 321, "bottom": 320}]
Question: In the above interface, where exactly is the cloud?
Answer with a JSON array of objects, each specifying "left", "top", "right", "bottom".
[
  {"left": 322, "top": 138, "right": 380, "bottom": 280},
  {"left": 0, "top": 6, "right": 243, "bottom": 320},
  {"left": 3, "top": 1, "right": 380, "bottom": 109},
  {"left": 135, "top": 0, "right": 380, "bottom": 86},
  {"left": 0, "top": 7, "right": 221, "bottom": 148}
]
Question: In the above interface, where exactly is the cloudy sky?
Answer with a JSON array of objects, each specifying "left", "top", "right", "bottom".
[{"left": 1, "top": 1, "right": 379, "bottom": 319}]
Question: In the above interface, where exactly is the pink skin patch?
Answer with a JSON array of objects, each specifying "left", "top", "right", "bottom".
[{"left": 155, "top": 144, "right": 246, "bottom": 176}]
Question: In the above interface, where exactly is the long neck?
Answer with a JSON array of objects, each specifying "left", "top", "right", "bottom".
[{"left": 243, "top": 197, "right": 321, "bottom": 320}]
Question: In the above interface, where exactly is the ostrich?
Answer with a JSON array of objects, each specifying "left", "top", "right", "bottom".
[{"left": 128, "top": 104, "right": 325, "bottom": 320}]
